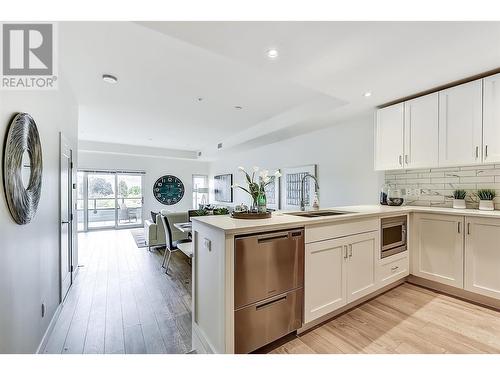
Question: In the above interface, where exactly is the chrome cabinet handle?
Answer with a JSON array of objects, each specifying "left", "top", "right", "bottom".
[
  {"left": 398, "top": 155, "right": 402, "bottom": 166},
  {"left": 486, "top": 145, "right": 489, "bottom": 159},
  {"left": 476, "top": 146, "right": 479, "bottom": 159},
  {"left": 458, "top": 222, "right": 461, "bottom": 234},
  {"left": 349, "top": 244, "right": 353, "bottom": 258},
  {"left": 344, "top": 245, "right": 348, "bottom": 259},
  {"left": 391, "top": 266, "right": 399, "bottom": 271},
  {"left": 467, "top": 222, "right": 471, "bottom": 235},
  {"left": 405, "top": 154, "right": 409, "bottom": 164}
]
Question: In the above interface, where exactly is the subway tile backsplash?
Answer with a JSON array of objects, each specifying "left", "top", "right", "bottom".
[{"left": 384, "top": 164, "right": 500, "bottom": 209}]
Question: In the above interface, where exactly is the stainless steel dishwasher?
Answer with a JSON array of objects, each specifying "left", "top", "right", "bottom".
[{"left": 234, "top": 228, "right": 304, "bottom": 354}]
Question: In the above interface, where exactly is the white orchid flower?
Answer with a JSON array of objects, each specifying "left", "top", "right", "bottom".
[
  {"left": 238, "top": 166, "right": 245, "bottom": 172},
  {"left": 274, "top": 171, "right": 282, "bottom": 178},
  {"left": 263, "top": 176, "right": 271, "bottom": 183},
  {"left": 259, "top": 169, "right": 269, "bottom": 178},
  {"left": 252, "top": 166, "right": 259, "bottom": 172}
]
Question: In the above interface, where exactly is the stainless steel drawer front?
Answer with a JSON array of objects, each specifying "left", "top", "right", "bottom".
[
  {"left": 234, "top": 229, "right": 304, "bottom": 309},
  {"left": 234, "top": 288, "right": 303, "bottom": 354}
]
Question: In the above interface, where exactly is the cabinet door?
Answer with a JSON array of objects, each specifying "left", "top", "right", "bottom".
[
  {"left": 439, "top": 80, "right": 483, "bottom": 166},
  {"left": 404, "top": 93, "right": 439, "bottom": 168},
  {"left": 465, "top": 217, "right": 500, "bottom": 299},
  {"left": 304, "top": 237, "right": 347, "bottom": 323},
  {"left": 375, "top": 103, "right": 404, "bottom": 170},
  {"left": 482, "top": 74, "right": 500, "bottom": 163},
  {"left": 412, "top": 213, "right": 464, "bottom": 288},
  {"left": 346, "top": 231, "right": 379, "bottom": 303}
]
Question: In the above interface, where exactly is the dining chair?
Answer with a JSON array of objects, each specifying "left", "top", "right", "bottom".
[{"left": 160, "top": 215, "right": 192, "bottom": 274}]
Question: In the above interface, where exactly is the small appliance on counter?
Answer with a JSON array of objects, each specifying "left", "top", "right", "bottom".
[{"left": 387, "top": 187, "right": 404, "bottom": 206}]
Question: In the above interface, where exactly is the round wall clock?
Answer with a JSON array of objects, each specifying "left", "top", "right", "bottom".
[{"left": 153, "top": 175, "right": 185, "bottom": 205}]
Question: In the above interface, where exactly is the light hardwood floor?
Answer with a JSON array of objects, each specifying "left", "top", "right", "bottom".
[
  {"left": 43, "top": 229, "right": 192, "bottom": 354},
  {"left": 268, "top": 283, "right": 500, "bottom": 354}
]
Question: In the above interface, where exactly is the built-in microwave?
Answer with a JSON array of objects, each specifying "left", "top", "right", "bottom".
[{"left": 381, "top": 216, "right": 407, "bottom": 258}]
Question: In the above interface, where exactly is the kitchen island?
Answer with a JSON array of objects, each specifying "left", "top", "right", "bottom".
[{"left": 191, "top": 205, "right": 500, "bottom": 354}]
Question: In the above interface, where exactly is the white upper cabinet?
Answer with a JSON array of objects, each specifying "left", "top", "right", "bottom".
[
  {"left": 439, "top": 80, "right": 483, "bottom": 166},
  {"left": 375, "top": 103, "right": 404, "bottom": 170},
  {"left": 482, "top": 73, "right": 500, "bottom": 163},
  {"left": 404, "top": 93, "right": 439, "bottom": 168}
]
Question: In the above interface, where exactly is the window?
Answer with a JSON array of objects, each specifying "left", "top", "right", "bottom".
[{"left": 192, "top": 174, "right": 209, "bottom": 209}]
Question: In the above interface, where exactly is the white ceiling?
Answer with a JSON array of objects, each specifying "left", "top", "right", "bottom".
[{"left": 60, "top": 21, "right": 500, "bottom": 159}]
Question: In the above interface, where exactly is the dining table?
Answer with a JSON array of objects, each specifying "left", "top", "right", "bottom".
[{"left": 174, "top": 222, "right": 192, "bottom": 234}]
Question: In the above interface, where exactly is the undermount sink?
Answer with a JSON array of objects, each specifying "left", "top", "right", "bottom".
[{"left": 285, "top": 210, "right": 354, "bottom": 218}]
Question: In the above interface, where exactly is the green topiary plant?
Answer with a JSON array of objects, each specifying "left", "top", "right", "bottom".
[
  {"left": 213, "top": 207, "right": 229, "bottom": 215},
  {"left": 477, "top": 189, "right": 496, "bottom": 201},
  {"left": 195, "top": 209, "right": 209, "bottom": 216},
  {"left": 453, "top": 189, "right": 467, "bottom": 200}
]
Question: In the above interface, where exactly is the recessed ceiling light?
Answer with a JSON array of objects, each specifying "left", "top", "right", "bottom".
[
  {"left": 102, "top": 74, "right": 118, "bottom": 84},
  {"left": 267, "top": 48, "right": 279, "bottom": 59},
  {"left": 197, "top": 97, "right": 203, "bottom": 102},
  {"left": 363, "top": 91, "right": 372, "bottom": 97},
  {"left": 234, "top": 106, "right": 243, "bottom": 110}
]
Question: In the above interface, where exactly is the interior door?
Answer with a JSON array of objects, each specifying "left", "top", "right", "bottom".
[
  {"left": 60, "top": 134, "right": 73, "bottom": 301},
  {"left": 482, "top": 74, "right": 500, "bottom": 163},
  {"left": 346, "top": 231, "right": 378, "bottom": 303},
  {"left": 404, "top": 93, "right": 439, "bottom": 168},
  {"left": 412, "top": 213, "right": 464, "bottom": 288},
  {"left": 375, "top": 103, "right": 404, "bottom": 170},
  {"left": 438, "top": 80, "right": 483, "bottom": 166}
]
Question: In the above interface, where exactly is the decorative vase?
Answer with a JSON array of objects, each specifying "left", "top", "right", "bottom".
[
  {"left": 479, "top": 200, "right": 494, "bottom": 211},
  {"left": 257, "top": 193, "right": 267, "bottom": 213},
  {"left": 453, "top": 199, "right": 466, "bottom": 209}
]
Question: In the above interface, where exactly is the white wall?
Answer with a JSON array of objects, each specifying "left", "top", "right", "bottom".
[
  {"left": 78, "top": 151, "right": 210, "bottom": 216},
  {"left": 0, "top": 74, "right": 78, "bottom": 353},
  {"left": 210, "top": 114, "right": 384, "bottom": 208}
]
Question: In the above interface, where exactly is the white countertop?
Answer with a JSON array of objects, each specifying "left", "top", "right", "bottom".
[{"left": 191, "top": 205, "right": 500, "bottom": 234}]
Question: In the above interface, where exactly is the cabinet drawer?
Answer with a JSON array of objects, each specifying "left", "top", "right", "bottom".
[
  {"left": 305, "top": 218, "right": 378, "bottom": 243},
  {"left": 378, "top": 254, "right": 409, "bottom": 286},
  {"left": 234, "top": 288, "right": 303, "bottom": 354}
]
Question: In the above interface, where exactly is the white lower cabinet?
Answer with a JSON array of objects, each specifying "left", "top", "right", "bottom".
[
  {"left": 346, "top": 231, "right": 379, "bottom": 303},
  {"left": 377, "top": 252, "right": 409, "bottom": 287},
  {"left": 304, "top": 230, "right": 378, "bottom": 324},
  {"left": 465, "top": 217, "right": 500, "bottom": 299},
  {"left": 412, "top": 213, "right": 464, "bottom": 288},
  {"left": 304, "top": 237, "right": 347, "bottom": 323}
]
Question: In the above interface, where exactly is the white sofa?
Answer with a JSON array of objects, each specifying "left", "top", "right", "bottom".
[{"left": 144, "top": 210, "right": 189, "bottom": 251}]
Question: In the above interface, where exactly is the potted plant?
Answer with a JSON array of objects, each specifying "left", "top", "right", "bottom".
[
  {"left": 232, "top": 166, "right": 281, "bottom": 213},
  {"left": 477, "top": 189, "right": 496, "bottom": 211},
  {"left": 213, "top": 207, "right": 229, "bottom": 215},
  {"left": 452, "top": 189, "right": 467, "bottom": 209}
]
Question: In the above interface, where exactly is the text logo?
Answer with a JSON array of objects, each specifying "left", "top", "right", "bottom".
[{"left": 1, "top": 23, "right": 58, "bottom": 89}]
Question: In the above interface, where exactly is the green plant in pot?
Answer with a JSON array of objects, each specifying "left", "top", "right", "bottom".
[
  {"left": 213, "top": 207, "right": 229, "bottom": 215},
  {"left": 477, "top": 189, "right": 496, "bottom": 211},
  {"left": 452, "top": 189, "right": 467, "bottom": 209},
  {"left": 232, "top": 166, "right": 281, "bottom": 213}
]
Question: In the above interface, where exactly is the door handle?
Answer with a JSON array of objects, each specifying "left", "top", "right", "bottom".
[
  {"left": 349, "top": 244, "right": 353, "bottom": 258},
  {"left": 344, "top": 245, "right": 348, "bottom": 259},
  {"left": 256, "top": 295, "right": 287, "bottom": 310},
  {"left": 61, "top": 221, "right": 70, "bottom": 224},
  {"left": 485, "top": 145, "right": 489, "bottom": 159}
]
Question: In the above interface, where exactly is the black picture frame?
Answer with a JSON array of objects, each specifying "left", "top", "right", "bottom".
[{"left": 214, "top": 174, "right": 233, "bottom": 203}]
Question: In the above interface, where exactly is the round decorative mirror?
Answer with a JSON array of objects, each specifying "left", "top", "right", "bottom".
[{"left": 3, "top": 113, "right": 43, "bottom": 225}]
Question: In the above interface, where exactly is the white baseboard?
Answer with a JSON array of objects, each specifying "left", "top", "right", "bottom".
[{"left": 36, "top": 302, "right": 63, "bottom": 354}]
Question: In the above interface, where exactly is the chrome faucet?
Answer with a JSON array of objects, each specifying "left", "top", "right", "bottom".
[{"left": 300, "top": 173, "right": 320, "bottom": 211}]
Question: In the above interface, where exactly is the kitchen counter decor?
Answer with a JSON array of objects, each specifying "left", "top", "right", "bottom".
[
  {"left": 477, "top": 189, "right": 496, "bottom": 211},
  {"left": 231, "top": 166, "right": 281, "bottom": 219},
  {"left": 453, "top": 189, "right": 467, "bottom": 209}
]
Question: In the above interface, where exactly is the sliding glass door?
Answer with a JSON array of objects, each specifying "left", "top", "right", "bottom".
[
  {"left": 117, "top": 173, "right": 143, "bottom": 228},
  {"left": 77, "top": 170, "right": 144, "bottom": 231}
]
